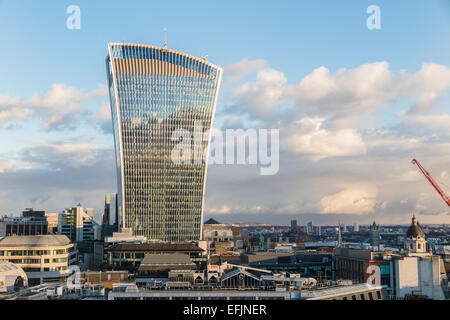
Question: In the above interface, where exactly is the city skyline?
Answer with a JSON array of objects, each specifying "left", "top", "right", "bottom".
[{"left": 0, "top": 1, "right": 450, "bottom": 225}]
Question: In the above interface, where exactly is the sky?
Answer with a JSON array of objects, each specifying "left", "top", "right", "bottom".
[{"left": 0, "top": 0, "right": 450, "bottom": 225}]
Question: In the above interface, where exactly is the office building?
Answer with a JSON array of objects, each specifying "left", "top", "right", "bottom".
[
  {"left": 106, "top": 43, "right": 223, "bottom": 242},
  {"left": 290, "top": 220, "right": 298, "bottom": 232},
  {"left": 58, "top": 204, "right": 100, "bottom": 243},
  {"left": 0, "top": 208, "right": 48, "bottom": 237},
  {"left": 307, "top": 222, "right": 313, "bottom": 235},
  {"left": 102, "top": 193, "right": 119, "bottom": 239},
  {"left": 0, "top": 235, "right": 75, "bottom": 286},
  {"left": 241, "top": 252, "right": 333, "bottom": 279},
  {"left": 106, "top": 242, "right": 206, "bottom": 271},
  {"left": 102, "top": 193, "right": 119, "bottom": 227},
  {"left": 334, "top": 247, "right": 392, "bottom": 286},
  {"left": 45, "top": 213, "right": 59, "bottom": 234}
]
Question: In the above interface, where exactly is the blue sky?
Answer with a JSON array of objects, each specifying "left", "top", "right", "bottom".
[{"left": 0, "top": 0, "right": 449, "bottom": 225}]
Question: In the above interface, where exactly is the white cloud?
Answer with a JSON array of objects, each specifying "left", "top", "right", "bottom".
[
  {"left": 400, "top": 113, "right": 450, "bottom": 136},
  {"left": 223, "top": 58, "right": 268, "bottom": 84},
  {"left": 290, "top": 62, "right": 394, "bottom": 117},
  {"left": 282, "top": 117, "right": 366, "bottom": 160},
  {"left": 0, "top": 159, "right": 10, "bottom": 173},
  {"left": 92, "top": 102, "right": 111, "bottom": 121},
  {"left": 21, "top": 140, "right": 111, "bottom": 170},
  {"left": 231, "top": 68, "right": 288, "bottom": 117},
  {"left": 0, "top": 107, "right": 32, "bottom": 124},
  {"left": 320, "top": 186, "right": 378, "bottom": 214},
  {"left": 415, "top": 191, "right": 448, "bottom": 215},
  {"left": 205, "top": 205, "right": 232, "bottom": 215},
  {"left": 0, "top": 83, "right": 107, "bottom": 130},
  {"left": 399, "top": 170, "right": 421, "bottom": 182},
  {"left": 396, "top": 63, "right": 450, "bottom": 114},
  {"left": 26, "top": 83, "right": 107, "bottom": 110}
]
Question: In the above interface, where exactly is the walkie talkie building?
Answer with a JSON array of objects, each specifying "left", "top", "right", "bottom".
[{"left": 106, "top": 43, "right": 222, "bottom": 242}]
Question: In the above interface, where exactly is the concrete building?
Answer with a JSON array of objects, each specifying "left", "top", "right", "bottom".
[
  {"left": 290, "top": 220, "right": 298, "bottom": 233},
  {"left": 0, "top": 235, "right": 75, "bottom": 286},
  {"left": 104, "top": 228, "right": 147, "bottom": 245},
  {"left": 301, "top": 283, "right": 386, "bottom": 300},
  {"left": 58, "top": 204, "right": 100, "bottom": 242},
  {"left": 80, "top": 270, "right": 130, "bottom": 289},
  {"left": 241, "top": 251, "right": 333, "bottom": 280},
  {"left": 335, "top": 216, "right": 449, "bottom": 299},
  {"left": 203, "top": 225, "right": 234, "bottom": 243},
  {"left": 389, "top": 215, "right": 448, "bottom": 299},
  {"left": 307, "top": 222, "right": 313, "bottom": 235},
  {"left": 334, "top": 247, "right": 392, "bottom": 286},
  {"left": 101, "top": 193, "right": 119, "bottom": 239},
  {"left": 45, "top": 213, "right": 59, "bottom": 234},
  {"left": 108, "top": 283, "right": 298, "bottom": 300},
  {"left": 0, "top": 262, "right": 28, "bottom": 293},
  {"left": 138, "top": 254, "right": 196, "bottom": 277},
  {"left": 106, "top": 243, "right": 206, "bottom": 271},
  {"left": 390, "top": 254, "right": 447, "bottom": 299},
  {"left": 0, "top": 209, "right": 48, "bottom": 237}
]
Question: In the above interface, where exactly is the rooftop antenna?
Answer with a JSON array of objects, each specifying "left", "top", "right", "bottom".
[{"left": 163, "top": 28, "right": 167, "bottom": 49}]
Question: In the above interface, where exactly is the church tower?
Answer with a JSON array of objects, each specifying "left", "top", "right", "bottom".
[{"left": 404, "top": 215, "right": 428, "bottom": 255}]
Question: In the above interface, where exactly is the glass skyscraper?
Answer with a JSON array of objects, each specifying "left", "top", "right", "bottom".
[{"left": 106, "top": 43, "right": 222, "bottom": 242}]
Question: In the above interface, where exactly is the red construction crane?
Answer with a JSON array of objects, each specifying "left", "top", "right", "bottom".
[{"left": 411, "top": 158, "right": 450, "bottom": 207}]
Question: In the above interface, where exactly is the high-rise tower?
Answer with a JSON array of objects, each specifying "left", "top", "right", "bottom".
[{"left": 106, "top": 43, "right": 222, "bottom": 242}]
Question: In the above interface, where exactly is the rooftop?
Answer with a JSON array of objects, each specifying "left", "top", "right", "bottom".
[
  {"left": 140, "top": 254, "right": 194, "bottom": 266},
  {"left": 0, "top": 235, "right": 71, "bottom": 247},
  {"left": 110, "top": 243, "right": 203, "bottom": 252}
]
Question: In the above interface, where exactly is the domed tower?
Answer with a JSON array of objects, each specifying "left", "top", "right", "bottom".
[{"left": 404, "top": 215, "right": 427, "bottom": 254}]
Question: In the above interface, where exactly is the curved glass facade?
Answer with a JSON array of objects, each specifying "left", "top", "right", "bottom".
[{"left": 106, "top": 43, "right": 222, "bottom": 242}]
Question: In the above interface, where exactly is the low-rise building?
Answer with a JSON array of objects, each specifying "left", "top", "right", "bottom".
[
  {"left": 335, "top": 216, "right": 449, "bottom": 300},
  {"left": 301, "top": 283, "right": 386, "bottom": 300},
  {"left": 334, "top": 247, "right": 392, "bottom": 286},
  {"left": 241, "top": 251, "right": 333, "bottom": 279},
  {"left": 0, "top": 208, "right": 48, "bottom": 237},
  {"left": 0, "top": 262, "right": 28, "bottom": 293},
  {"left": 106, "top": 243, "right": 206, "bottom": 272},
  {"left": 0, "top": 235, "right": 74, "bottom": 286},
  {"left": 137, "top": 254, "right": 196, "bottom": 277},
  {"left": 45, "top": 213, "right": 59, "bottom": 234}
]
